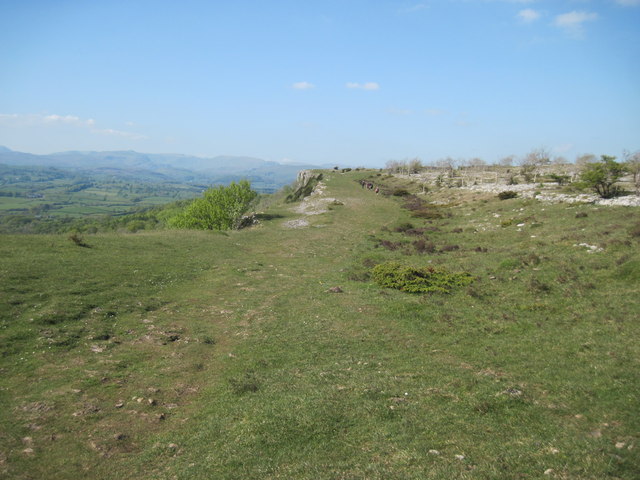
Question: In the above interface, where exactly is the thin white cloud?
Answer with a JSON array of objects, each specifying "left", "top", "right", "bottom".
[
  {"left": 425, "top": 108, "right": 446, "bottom": 116},
  {"left": 553, "top": 11, "right": 598, "bottom": 37},
  {"left": 399, "top": 4, "right": 428, "bottom": 13},
  {"left": 0, "top": 113, "right": 95, "bottom": 128},
  {"left": 93, "top": 128, "right": 147, "bottom": 140},
  {"left": 346, "top": 82, "right": 380, "bottom": 91},
  {"left": 42, "top": 114, "right": 95, "bottom": 127},
  {"left": 387, "top": 107, "right": 412, "bottom": 116},
  {"left": 0, "top": 112, "right": 145, "bottom": 140},
  {"left": 517, "top": 8, "right": 541, "bottom": 23},
  {"left": 292, "top": 81, "right": 315, "bottom": 90}
]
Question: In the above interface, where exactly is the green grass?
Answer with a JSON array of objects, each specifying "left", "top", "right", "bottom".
[{"left": 1, "top": 170, "right": 638, "bottom": 479}]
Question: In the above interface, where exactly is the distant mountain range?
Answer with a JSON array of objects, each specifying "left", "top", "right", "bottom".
[{"left": 0, "top": 146, "right": 322, "bottom": 191}]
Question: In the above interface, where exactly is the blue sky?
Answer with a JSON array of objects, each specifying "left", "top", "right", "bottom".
[{"left": 0, "top": 0, "right": 638, "bottom": 167}]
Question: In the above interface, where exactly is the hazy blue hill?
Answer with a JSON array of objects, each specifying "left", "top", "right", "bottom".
[{"left": 0, "top": 147, "right": 319, "bottom": 189}]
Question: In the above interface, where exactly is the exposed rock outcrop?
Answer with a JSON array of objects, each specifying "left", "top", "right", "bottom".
[{"left": 286, "top": 170, "right": 323, "bottom": 202}]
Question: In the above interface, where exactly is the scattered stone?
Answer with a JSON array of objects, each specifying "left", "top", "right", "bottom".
[
  {"left": 113, "top": 433, "right": 127, "bottom": 441},
  {"left": 283, "top": 219, "right": 310, "bottom": 229},
  {"left": 328, "top": 286, "right": 343, "bottom": 293},
  {"left": 455, "top": 454, "right": 465, "bottom": 461},
  {"left": 544, "top": 468, "right": 554, "bottom": 475},
  {"left": 549, "top": 447, "right": 559, "bottom": 454},
  {"left": 147, "top": 398, "right": 157, "bottom": 406},
  {"left": 22, "top": 437, "right": 32, "bottom": 445},
  {"left": 615, "top": 442, "right": 626, "bottom": 449},
  {"left": 428, "top": 449, "right": 440, "bottom": 455},
  {"left": 90, "top": 345, "right": 104, "bottom": 353},
  {"left": 574, "top": 243, "right": 603, "bottom": 253},
  {"left": 115, "top": 401, "right": 124, "bottom": 408},
  {"left": 501, "top": 388, "right": 523, "bottom": 397},
  {"left": 22, "top": 448, "right": 34, "bottom": 455},
  {"left": 168, "top": 443, "right": 178, "bottom": 450},
  {"left": 589, "top": 430, "right": 602, "bottom": 438}
]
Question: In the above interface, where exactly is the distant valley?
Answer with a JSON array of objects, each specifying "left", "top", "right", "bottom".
[
  {"left": 0, "top": 146, "right": 321, "bottom": 233},
  {"left": 0, "top": 146, "right": 319, "bottom": 192}
]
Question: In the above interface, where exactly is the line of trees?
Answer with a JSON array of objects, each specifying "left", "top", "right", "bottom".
[{"left": 384, "top": 148, "right": 640, "bottom": 199}]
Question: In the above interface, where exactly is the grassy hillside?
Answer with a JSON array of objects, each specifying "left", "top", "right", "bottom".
[{"left": 1, "top": 170, "right": 638, "bottom": 479}]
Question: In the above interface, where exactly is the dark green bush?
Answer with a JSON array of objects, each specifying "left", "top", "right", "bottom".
[
  {"left": 394, "top": 222, "right": 414, "bottom": 232},
  {"left": 497, "top": 191, "right": 518, "bottom": 200},
  {"left": 371, "top": 262, "right": 473, "bottom": 294}
]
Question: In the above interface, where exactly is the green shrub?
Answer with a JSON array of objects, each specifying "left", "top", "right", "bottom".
[
  {"left": 580, "top": 155, "right": 627, "bottom": 198},
  {"left": 394, "top": 222, "right": 414, "bottom": 232},
  {"left": 497, "top": 191, "right": 518, "bottom": 200},
  {"left": 169, "top": 180, "right": 257, "bottom": 230},
  {"left": 549, "top": 173, "right": 570, "bottom": 185},
  {"left": 68, "top": 232, "right": 90, "bottom": 248},
  {"left": 371, "top": 261, "right": 473, "bottom": 294}
]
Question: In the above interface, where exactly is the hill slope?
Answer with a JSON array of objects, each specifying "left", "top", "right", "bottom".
[
  {"left": 0, "top": 147, "right": 317, "bottom": 188},
  {"left": 1, "top": 170, "right": 639, "bottom": 479}
]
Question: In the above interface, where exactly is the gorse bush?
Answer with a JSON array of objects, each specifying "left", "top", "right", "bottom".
[
  {"left": 169, "top": 180, "right": 257, "bottom": 230},
  {"left": 497, "top": 191, "right": 518, "bottom": 200},
  {"left": 371, "top": 261, "right": 474, "bottom": 293}
]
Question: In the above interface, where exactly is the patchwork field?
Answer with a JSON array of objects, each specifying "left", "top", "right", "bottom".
[{"left": 1, "top": 170, "right": 638, "bottom": 479}]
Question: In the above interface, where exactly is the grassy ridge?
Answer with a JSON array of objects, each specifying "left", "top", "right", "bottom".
[{"left": 1, "top": 170, "right": 639, "bottom": 479}]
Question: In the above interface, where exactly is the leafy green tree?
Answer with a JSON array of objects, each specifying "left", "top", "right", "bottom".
[
  {"left": 169, "top": 180, "right": 257, "bottom": 230},
  {"left": 580, "top": 155, "right": 627, "bottom": 198}
]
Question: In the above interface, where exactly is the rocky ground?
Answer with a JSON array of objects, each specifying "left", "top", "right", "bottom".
[
  {"left": 458, "top": 183, "right": 640, "bottom": 207},
  {"left": 284, "top": 180, "right": 343, "bottom": 228}
]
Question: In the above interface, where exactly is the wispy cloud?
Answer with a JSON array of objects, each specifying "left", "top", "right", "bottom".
[
  {"left": 0, "top": 113, "right": 146, "bottom": 140},
  {"left": 517, "top": 8, "right": 541, "bottom": 23},
  {"left": 425, "top": 108, "right": 446, "bottom": 116},
  {"left": 43, "top": 114, "right": 95, "bottom": 127},
  {"left": 0, "top": 113, "right": 95, "bottom": 128},
  {"left": 399, "top": 3, "right": 428, "bottom": 14},
  {"left": 553, "top": 11, "right": 598, "bottom": 37},
  {"left": 94, "top": 128, "right": 147, "bottom": 140},
  {"left": 346, "top": 82, "right": 380, "bottom": 91},
  {"left": 292, "top": 81, "right": 315, "bottom": 90},
  {"left": 387, "top": 107, "right": 412, "bottom": 116}
]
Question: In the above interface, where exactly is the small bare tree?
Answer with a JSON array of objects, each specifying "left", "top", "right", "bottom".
[
  {"left": 499, "top": 155, "right": 515, "bottom": 167},
  {"left": 576, "top": 153, "right": 597, "bottom": 168},
  {"left": 435, "top": 157, "right": 456, "bottom": 178},
  {"left": 385, "top": 160, "right": 401, "bottom": 173},
  {"left": 408, "top": 157, "right": 423, "bottom": 174},
  {"left": 468, "top": 157, "right": 486, "bottom": 169},
  {"left": 623, "top": 150, "right": 640, "bottom": 194},
  {"left": 521, "top": 147, "right": 551, "bottom": 183}
]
